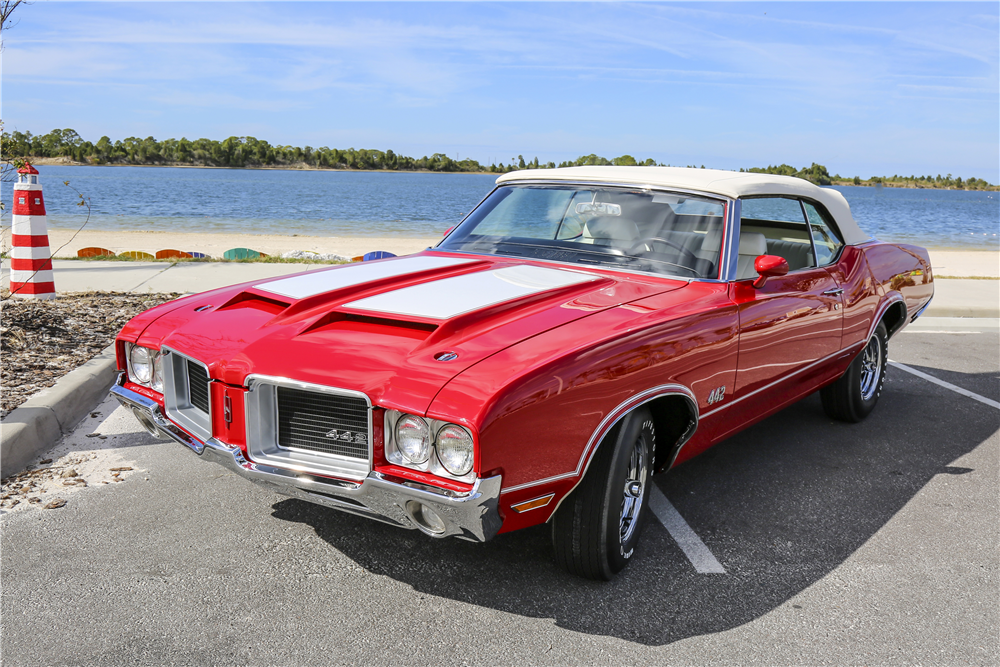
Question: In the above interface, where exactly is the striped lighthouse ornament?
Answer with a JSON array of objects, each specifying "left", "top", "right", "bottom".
[{"left": 9, "top": 164, "right": 56, "bottom": 299}]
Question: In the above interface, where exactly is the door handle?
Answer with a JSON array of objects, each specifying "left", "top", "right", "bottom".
[{"left": 822, "top": 288, "right": 844, "bottom": 296}]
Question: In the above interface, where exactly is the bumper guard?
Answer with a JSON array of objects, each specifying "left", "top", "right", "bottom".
[{"left": 110, "top": 374, "right": 503, "bottom": 542}]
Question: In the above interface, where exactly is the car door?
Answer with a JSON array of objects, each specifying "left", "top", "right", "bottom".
[{"left": 713, "top": 196, "right": 845, "bottom": 438}]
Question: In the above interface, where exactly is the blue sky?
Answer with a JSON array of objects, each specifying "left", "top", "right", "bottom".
[{"left": 3, "top": 1, "right": 998, "bottom": 181}]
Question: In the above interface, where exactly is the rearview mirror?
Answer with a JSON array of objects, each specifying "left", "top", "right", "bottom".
[
  {"left": 575, "top": 202, "right": 621, "bottom": 216},
  {"left": 752, "top": 255, "right": 789, "bottom": 288}
]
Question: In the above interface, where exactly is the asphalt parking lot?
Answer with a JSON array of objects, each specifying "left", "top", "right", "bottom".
[{"left": 2, "top": 321, "right": 997, "bottom": 665}]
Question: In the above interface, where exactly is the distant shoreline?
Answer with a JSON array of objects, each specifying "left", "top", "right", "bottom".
[
  {"left": 26, "top": 158, "right": 997, "bottom": 190},
  {"left": 827, "top": 179, "right": 993, "bottom": 191},
  {"left": 26, "top": 157, "right": 497, "bottom": 177}
]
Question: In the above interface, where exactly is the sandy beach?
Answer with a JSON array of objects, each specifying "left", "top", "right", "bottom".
[
  {"left": 43, "top": 229, "right": 440, "bottom": 261},
  {"left": 20, "top": 228, "right": 998, "bottom": 278}
]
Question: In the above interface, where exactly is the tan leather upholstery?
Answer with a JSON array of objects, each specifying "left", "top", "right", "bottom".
[
  {"left": 736, "top": 232, "right": 767, "bottom": 279},
  {"left": 584, "top": 217, "right": 640, "bottom": 248},
  {"left": 765, "top": 239, "right": 815, "bottom": 271}
]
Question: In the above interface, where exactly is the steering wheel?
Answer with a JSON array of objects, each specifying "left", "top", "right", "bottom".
[{"left": 627, "top": 237, "right": 700, "bottom": 264}]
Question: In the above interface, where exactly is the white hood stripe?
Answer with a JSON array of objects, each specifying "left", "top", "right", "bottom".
[
  {"left": 253, "top": 256, "right": 474, "bottom": 300},
  {"left": 343, "top": 265, "right": 599, "bottom": 320}
]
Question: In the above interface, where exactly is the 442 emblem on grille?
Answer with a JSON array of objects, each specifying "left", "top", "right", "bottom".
[{"left": 325, "top": 429, "right": 367, "bottom": 444}]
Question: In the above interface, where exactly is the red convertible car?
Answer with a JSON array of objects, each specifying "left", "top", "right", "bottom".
[{"left": 111, "top": 167, "right": 933, "bottom": 579}]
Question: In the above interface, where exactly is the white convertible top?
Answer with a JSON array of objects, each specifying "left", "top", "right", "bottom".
[{"left": 496, "top": 166, "right": 870, "bottom": 245}]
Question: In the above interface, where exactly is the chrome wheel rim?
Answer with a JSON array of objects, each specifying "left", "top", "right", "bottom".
[
  {"left": 620, "top": 435, "right": 648, "bottom": 544},
  {"left": 859, "top": 334, "right": 883, "bottom": 401}
]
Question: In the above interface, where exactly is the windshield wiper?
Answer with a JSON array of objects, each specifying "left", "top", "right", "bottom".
[{"left": 576, "top": 253, "right": 702, "bottom": 277}]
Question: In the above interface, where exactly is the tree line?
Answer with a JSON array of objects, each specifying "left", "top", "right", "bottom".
[
  {"left": 4, "top": 129, "right": 995, "bottom": 189},
  {"left": 742, "top": 162, "right": 996, "bottom": 190}
]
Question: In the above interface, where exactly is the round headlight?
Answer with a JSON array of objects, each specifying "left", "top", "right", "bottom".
[
  {"left": 395, "top": 414, "right": 430, "bottom": 464},
  {"left": 129, "top": 345, "right": 153, "bottom": 384},
  {"left": 150, "top": 352, "right": 164, "bottom": 392},
  {"left": 436, "top": 425, "right": 474, "bottom": 476}
]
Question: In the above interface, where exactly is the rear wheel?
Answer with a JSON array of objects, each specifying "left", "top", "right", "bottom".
[
  {"left": 551, "top": 408, "right": 655, "bottom": 580},
  {"left": 821, "top": 322, "right": 888, "bottom": 422}
]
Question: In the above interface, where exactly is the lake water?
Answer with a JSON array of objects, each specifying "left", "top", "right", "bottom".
[{"left": 8, "top": 165, "right": 999, "bottom": 249}]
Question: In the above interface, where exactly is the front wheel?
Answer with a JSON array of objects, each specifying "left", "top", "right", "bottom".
[
  {"left": 551, "top": 408, "right": 656, "bottom": 580},
  {"left": 821, "top": 321, "right": 888, "bottom": 422}
]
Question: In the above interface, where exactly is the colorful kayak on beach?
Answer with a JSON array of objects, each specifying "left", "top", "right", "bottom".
[
  {"left": 223, "top": 248, "right": 268, "bottom": 260},
  {"left": 118, "top": 250, "right": 154, "bottom": 260},
  {"left": 155, "top": 249, "right": 192, "bottom": 259},
  {"left": 78, "top": 247, "right": 115, "bottom": 258}
]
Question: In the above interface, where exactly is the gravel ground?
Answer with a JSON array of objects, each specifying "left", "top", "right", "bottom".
[{"left": 0, "top": 291, "right": 178, "bottom": 419}]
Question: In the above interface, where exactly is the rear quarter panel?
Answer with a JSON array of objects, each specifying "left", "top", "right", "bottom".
[{"left": 860, "top": 241, "right": 934, "bottom": 329}]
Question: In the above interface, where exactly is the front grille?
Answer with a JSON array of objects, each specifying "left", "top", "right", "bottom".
[
  {"left": 276, "top": 386, "right": 369, "bottom": 460},
  {"left": 187, "top": 360, "right": 211, "bottom": 414}
]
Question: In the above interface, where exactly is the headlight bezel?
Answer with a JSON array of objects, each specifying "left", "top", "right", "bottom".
[
  {"left": 384, "top": 409, "right": 477, "bottom": 483},
  {"left": 126, "top": 343, "right": 163, "bottom": 392}
]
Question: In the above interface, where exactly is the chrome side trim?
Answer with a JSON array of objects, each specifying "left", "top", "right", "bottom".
[
  {"left": 243, "top": 374, "right": 373, "bottom": 482},
  {"left": 699, "top": 347, "right": 849, "bottom": 420},
  {"left": 110, "top": 376, "right": 502, "bottom": 542},
  {"left": 501, "top": 383, "right": 699, "bottom": 496}
]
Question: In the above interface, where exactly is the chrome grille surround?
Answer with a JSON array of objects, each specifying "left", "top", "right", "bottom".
[
  {"left": 161, "top": 347, "right": 213, "bottom": 444},
  {"left": 244, "top": 375, "right": 373, "bottom": 481}
]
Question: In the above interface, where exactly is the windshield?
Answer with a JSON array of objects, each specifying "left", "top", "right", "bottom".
[{"left": 439, "top": 184, "right": 727, "bottom": 279}]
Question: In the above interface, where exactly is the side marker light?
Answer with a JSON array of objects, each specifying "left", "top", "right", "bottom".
[{"left": 511, "top": 493, "right": 555, "bottom": 513}]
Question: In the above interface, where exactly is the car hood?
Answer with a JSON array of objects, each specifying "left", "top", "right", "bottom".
[{"left": 136, "top": 252, "right": 686, "bottom": 415}]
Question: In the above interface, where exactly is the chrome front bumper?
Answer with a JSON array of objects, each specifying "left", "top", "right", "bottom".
[{"left": 110, "top": 375, "right": 503, "bottom": 542}]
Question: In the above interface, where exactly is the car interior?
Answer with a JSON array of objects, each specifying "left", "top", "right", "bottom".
[{"left": 448, "top": 187, "right": 844, "bottom": 282}]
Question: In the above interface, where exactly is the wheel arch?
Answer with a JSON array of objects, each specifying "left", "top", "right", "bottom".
[
  {"left": 545, "top": 384, "right": 699, "bottom": 520},
  {"left": 880, "top": 299, "right": 908, "bottom": 338},
  {"left": 870, "top": 295, "right": 907, "bottom": 341},
  {"left": 645, "top": 393, "right": 700, "bottom": 472}
]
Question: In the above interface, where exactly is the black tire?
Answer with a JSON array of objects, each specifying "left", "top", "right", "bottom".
[
  {"left": 551, "top": 407, "right": 656, "bottom": 580},
  {"left": 821, "top": 321, "right": 888, "bottom": 423}
]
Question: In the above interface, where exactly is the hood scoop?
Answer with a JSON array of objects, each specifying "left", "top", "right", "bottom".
[
  {"left": 216, "top": 292, "right": 291, "bottom": 315},
  {"left": 341, "top": 264, "right": 601, "bottom": 320},
  {"left": 303, "top": 312, "right": 439, "bottom": 341}
]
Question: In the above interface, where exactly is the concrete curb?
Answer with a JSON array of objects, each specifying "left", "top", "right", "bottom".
[
  {"left": 1, "top": 344, "right": 119, "bottom": 478},
  {"left": 924, "top": 279, "right": 1000, "bottom": 318}
]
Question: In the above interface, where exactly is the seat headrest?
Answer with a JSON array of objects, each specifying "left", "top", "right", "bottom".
[
  {"left": 738, "top": 232, "right": 767, "bottom": 257},
  {"left": 701, "top": 229, "right": 723, "bottom": 252},
  {"left": 584, "top": 217, "right": 640, "bottom": 241}
]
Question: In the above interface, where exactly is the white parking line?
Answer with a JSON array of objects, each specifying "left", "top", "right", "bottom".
[
  {"left": 648, "top": 486, "right": 726, "bottom": 574},
  {"left": 889, "top": 361, "right": 1000, "bottom": 410}
]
